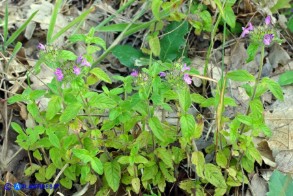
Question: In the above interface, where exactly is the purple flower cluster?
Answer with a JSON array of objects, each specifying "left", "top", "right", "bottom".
[
  {"left": 241, "top": 22, "right": 254, "bottom": 38},
  {"left": 54, "top": 68, "right": 64, "bottom": 81},
  {"left": 37, "top": 43, "right": 46, "bottom": 50},
  {"left": 130, "top": 70, "right": 139, "bottom": 77},
  {"left": 182, "top": 64, "right": 192, "bottom": 85},
  {"left": 77, "top": 55, "right": 91, "bottom": 67},
  {"left": 241, "top": 16, "right": 274, "bottom": 46}
]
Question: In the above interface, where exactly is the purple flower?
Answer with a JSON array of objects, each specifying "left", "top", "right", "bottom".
[
  {"left": 37, "top": 43, "right": 46, "bottom": 50},
  {"left": 241, "top": 22, "right": 254, "bottom": 37},
  {"left": 183, "top": 74, "right": 192, "bottom": 85},
  {"left": 263, "top": 34, "right": 274, "bottom": 45},
  {"left": 265, "top": 16, "right": 271, "bottom": 25},
  {"left": 247, "top": 22, "right": 254, "bottom": 31},
  {"left": 181, "top": 64, "right": 190, "bottom": 72},
  {"left": 159, "top": 72, "right": 166, "bottom": 77},
  {"left": 73, "top": 66, "right": 81, "bottom": 75},
  {"left": 81, "top": 59, "right": 91, "bottom": 67},
  {"left": 76, "top": 55, "right": 83, "bottom": 64},
  {"left": 54, "top": 68, "right": 64, "bottom": 81},
  {"left": 130, "top": 70, "right": 138, "bottom": 77}
]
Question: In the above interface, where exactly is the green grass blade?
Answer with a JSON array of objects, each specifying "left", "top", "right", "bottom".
[
  {"left": 5, "top": 10, "right": 38, "bottom": 48},
  {"left": 47, "top": 0, "right": 62, "bottom": 44},
  {"left": 4, "top": 2, "right": 8, "bottom": 42},
  {"left": 7, "top": 42, "right": 22, "bottom": 65},
  {"left": 50, "top": 7, "right": 93, "bottom": 43}
]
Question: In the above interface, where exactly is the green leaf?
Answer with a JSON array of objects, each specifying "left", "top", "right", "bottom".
[
  {"left": 104, "top": 161, "right": 121, "bottom": 192},
  {"left": 160, "top": 21, "right": 189, "bottom": 61},
  {"left": 148, "top": 116, "right": 165, "bottom": 142},
  {"left": 262, "top": 77, "right": 284, "bottom": 101},
  {"left": 226, "top": 70, "right": 255, "bottom": 82},
  {"left": 132, "top": 177, "right": 140, "bottom": 194},
  {"left": 90, "top": 68, "right": 112, "bottom": 84},
  {"left": 58, "top": 50, "right": 77, "bottom": 61},
  {"left": 270, "top": 0, "right": 290, "bottom": 13},
  {"left": 47, "top": 0, "right": 62, "bottom": 44},
  {"left": 159, "top": 162, "right": 175, "bottom": 182},
  {"left": 236, "top": 115, "right": 252, "bottom": 126},
  {"left": 155, "top": 148, "right": 173, "bottom": 168},
  {"left": 33, "top": 150, "right": 42, "bottom": 160},
  {"left": 216, "top": 151, "right": 227, "bottom": 168},
  {"left": 29, "top": 90, "right": 46, "bottom": 100},
  {"left": 49, "top": 148, "right": 63, "bottom": 169},
  {"left": 3, "top": 2, "right": 8, "bottom": 42},
  {"left": 191, "top": 151, "right": 205, "bottom": 178},
  {"left": 59, "top": 103, "right": 82, "bottom": 123},
  {"left": 5, "top": 10, "right": 38, "bottom": 48},
  {"left": 68, "top": 34, "right": 86, "bottom": 43},
  {"left": 246, "top": 43, "right": 259, "bottom": 63},
  {"left": 191, "top": 93, "right": 206, "bottom": 104},
  {"left": 180, "top": 114, "right": 196, "bottom": 138},
  {"left": 288, "top": 17, "right": 293, "bottom": 33},
  {"left": 46, "top": 96, "right": 62, "bottom": 120},
  {"left": 204, "top": 164, "right": 227, "bottom": 188},
  {"left": 149, "top": 35, "right": 161, "bottom": 56},
  {"left": 27, "top": 102, "right": 41, "bottom": 122},
  {"left": 88, "top": 94, "right": 117, "bottom": 109},
  {"left": 247, "top": 144, "right": 262, "bottom": 165},
  {"left": 47, "top": 131, "right": 60, "bottom": 149},
  {"left": 24, "top": 163, "right": 41, "bottom": 176},
  {"left": 152, "top": 0, "right": 162, "bottom": 20},
  {"left": 11, "top": 122, "right": 25, "bottom": 135},
  {"left": 199, "top": 10, "right": 212, "bottom": 32},
  {"left": 72, "top": 149, "right": 92, "bottom": 163},
  {"left": 142, "top": 164, "right": 158, "bottom": 181},
  {"left": 91, "top": 157, "right": 104, "bottom": 175},
  {"left": 45, "top": 164, "right": 56, "bottom": 180},
  {"left": 267, "top": 170, "right": 293, "bottom": 196},
  {"left": 278, "top": 70, "right": 293, "bottom": 86},
  {"left": 224, "top": 6, "right": 236, "bottom": 28},
  {"left": 60, "top": 177, "right": 72, "bottom": 189},
  {"left": 64, "top": 166, "right": 76, "bottom": 181},
  {"left": 177, "top": 87, "right": 191, "bottom": 113},
  {"left": 112, "top": 45, "right": 144, "bottom": 68},
  {"left": 7, "top": 94, "right": 25, "bottom": 104},
  {"left": 134, "top": 155, "right": 149, "bottom": 164}
]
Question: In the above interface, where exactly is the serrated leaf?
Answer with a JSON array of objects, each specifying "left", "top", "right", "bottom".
[
  {"left": 104, "top": 161, "right": 121, "bottom": 192},
  {"left": 180, "top": 114, "right": 196, "bottom": 138},
  {"left": 155, "top": 148, "right": 173, "bottom": 168},
  {"left": 46, "top": 96, "right": 62, "bottom": 120},
  {"left": 45, "top": 164, "right": 56, "bottom": 180},
  {"left": 216, "top": 151, "right": 227, "bottom": 168},
  {"left": 160, "top": 21, "right": 188, "bottom": 61},
  {"left": 68, "top": 34, "right": 86, "bottom": 43},
  {"left": 149, "top": 35, "right": 161, "bottom": 56},
  {"left": 91, "top": 157, "right": 103, "bottom": 175},
  {"left": 58, "top": 50, "right": 77, "bottom": 61},
  {"left": 49, "top": 148, "right": 63, "bottom": 169},
  {"left": 267, "top": 170, "right": 293, "bottom": 196},
  {"left": 191, "top": 151, "right": 205, "bottom": 178},
  {"left": 278, "top": 70, "right": 293, "bottom": 86},
  {"left": 29, "top": 90, "right": 46, "bottom": 100},
  {"left": 236, "top": 115, "right": 252, "bottom": 126},
  {"left": 11, "top": 122, "right": 25, "bottom": 135},
  {"left": 72, "top": 149, "right": 92, "bottom": 163},
  {"left": 59, "top": 103, "right": 82, "bottom": 123},
  {"left": 204, "top": 164, "right": 227, "bottom": 188},
  {"left": 148, "top": 116, "right": 165, "bottom": 142},
  {"left": 7, "top": 94, "right": 25, "bottom": 104},
  {"left": 88, "top": 94, "right": 117, "bottom": 109},
  {"left": 262, "top": 77, "right": 284, "bottom": 101},
  {"left": 60, "top": 177, "right": 72, "bottom": 189},
  {"left": 246, "top": 43, "right": 259, "bottom": 63},
  {"left": 177, "top": 87, "right": 191, "bottom": 113},
  {"left": 159, "top": 162, "right": 175, "bottom": 182},
  {"left": 226, "top": 70, "right": 255, "bottom": 82},
  {"left": 142, "top": 164, "right": 158, "bottom": 181},
  {"left": 24, "top": 163, "right": 41, "bottom": 176},
  {"left": 112, "top": 45, "right": 144, "bottom": 68},
  {"left": 90, "top": 68, "right": 112, "bottom": 83},
  {"left": 132, "top": 177, "right": 140, "bottom": 194},
  {"left": 48, "top": 131, "right": 60, "bottom": 149}
]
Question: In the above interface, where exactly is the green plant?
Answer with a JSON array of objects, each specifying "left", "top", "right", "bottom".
[{"left": 5, "top": 1, "right": 286, "bottom": 196}]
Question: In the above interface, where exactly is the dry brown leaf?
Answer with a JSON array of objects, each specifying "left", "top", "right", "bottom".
[
  {"left": 275, "top": 150, "right": 293, "bottom": 173},
  {"left": 247, "top": 174, "right": 268, "bottom": 196},
  {"left": 230, "top": 42, "right": 248, "bottom": 70},
  {"left": 268, "top": 43, "right": 290, "bottom": 68}
]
